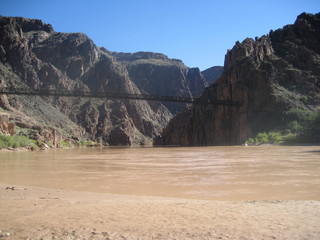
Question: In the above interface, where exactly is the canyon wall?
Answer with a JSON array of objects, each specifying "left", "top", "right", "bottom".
[
  {"left": 155, "top": 12, "right": 320, "bottom": 146},
  {"left": 0, "top": 16, "right": 222, "bottom": 146}
]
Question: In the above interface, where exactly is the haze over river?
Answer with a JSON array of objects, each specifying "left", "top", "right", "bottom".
[{"left": 0, "top": 146, "right": 319, "bottom": 200}]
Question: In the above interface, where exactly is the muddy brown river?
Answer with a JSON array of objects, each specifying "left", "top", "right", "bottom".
[{"left": 0, "top": 145, "right": 319, "bottom": 200}]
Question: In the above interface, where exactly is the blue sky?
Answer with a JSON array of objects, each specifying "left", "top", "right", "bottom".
[{"left": 1, "top": 0, "right": 319, "bottom": 70}]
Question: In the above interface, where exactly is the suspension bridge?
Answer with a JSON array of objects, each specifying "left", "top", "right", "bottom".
[{"left": 0, "top": 87, "right": 243, "bottom": 106}]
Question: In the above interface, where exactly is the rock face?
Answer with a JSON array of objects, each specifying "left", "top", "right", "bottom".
[
  {"left": 0, "top": 16, "right": 222, "bottom": 145},
  {"left": 155, "top": 12, "right": 320, "bottom": 146},
  {"left": 111, "top": 52, "right": 213, "bottom": 113},
  {"left": 201, "top": 66, "right": 224, "bottom": 85},
  {"left": 0, "top": 17, "right": 168, "bottom": 145},
  {"left": 0, "top": 113, "right": 14, "bottom": 135}
]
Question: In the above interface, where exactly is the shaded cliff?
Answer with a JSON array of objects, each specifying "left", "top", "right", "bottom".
[
  {"left": 201, "top": 66, "right": 224, "bottom": 85},
  {"left": 111, "top": 52, "right": 213, "bottom": 113},
  {"left": 155, "top": 12, "right": 320, "bottom": 146}
]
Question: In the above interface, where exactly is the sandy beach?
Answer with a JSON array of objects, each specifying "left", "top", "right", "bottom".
[{"left": 0, "top": 184, "right": 319, "bottom": 240}]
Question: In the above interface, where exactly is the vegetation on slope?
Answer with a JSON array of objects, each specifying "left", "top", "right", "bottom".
[
  {"left": 246, "top": 109, "right": 320, "bottom": 145},
  {"left": 0, "top": 134, "right": 38, "bottom": 149}
]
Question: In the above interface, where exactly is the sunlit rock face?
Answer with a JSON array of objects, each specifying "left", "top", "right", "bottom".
[
  {"left": 155, "top": 12, "right": 320, "bottom": 146},
  {"left": 0, "top": 16, "right": 223, "bottom": 145},
  {"left": 0, "top": 17, "right": 171, "bottom": 145}
]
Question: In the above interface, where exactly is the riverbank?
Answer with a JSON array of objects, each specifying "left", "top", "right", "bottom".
[
  {"left": 0, "top": 131, "right": 102, "bottom": 152},
  {"left": 1, "top": 184, "right": 320, "bottom": 240},
  {"left": 0, "top": 141, "right": 102, "bottom": 152}
]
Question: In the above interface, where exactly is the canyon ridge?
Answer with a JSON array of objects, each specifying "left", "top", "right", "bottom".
[{"left": 0, "top": 16, "right": 222, "bottom": 146}]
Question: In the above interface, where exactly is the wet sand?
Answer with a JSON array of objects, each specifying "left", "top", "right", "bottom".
[{"left": 1, "top": 184, "right": 320, "bottom": 240}]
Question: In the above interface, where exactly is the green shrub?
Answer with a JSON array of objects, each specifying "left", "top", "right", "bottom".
[
  {"left": 245, "top": 110, "right": 320, "bottom": 145},
  {"left": 282, "top": 133, "right": 300, "bottom": 144},
  {"left": 246, "top": 132, "right": 283, "bottom": 145},
  {"left": 59, "top": 141, "right": 71, "bottom": 148},
  {"left": 306, "top": 110, "right": 320, "bottom": 124},
  {"left": 78, "top": 141, "right": 94, "bottom": 146},
  {"left": 267, "top": 132, "right": 283, "bottom": 143},
  {"left": 256, "top": 132, "right": 269, "bottom": 143},
  {"left": 0, "top": 136, "right": 6, "bottom": 149},
  {"left": 287, "top": 120, "right": 301, "bottom": 134},
  {"left": 0, "top": 134, "right": 37, "bottom": 149},
  {"left": 301, "top": 110, "right": 320, "bottom": 142},
  {"left": 286, "top": 108, "right": 309, "bottom": 121},
  {"left": 298, "top": 95, "right": 309, "bottom": 104},
  {"left": 246, "top": 138, "right": 258, "bottom": 145}
]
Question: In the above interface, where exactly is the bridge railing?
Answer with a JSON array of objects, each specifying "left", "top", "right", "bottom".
[
  {"left": 0, "top": 87, "right": 195, "bottom": 103},
  {"left": 0, "top": 87, "right": 242, "bottom": 106}
]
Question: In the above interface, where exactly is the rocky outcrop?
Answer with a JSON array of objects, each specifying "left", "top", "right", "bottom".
[
  {"left": 111, "top": 51, "right": 185, "bottom": 65},
  {"left": 155, "top": 12, "right": 320, "bottom": 146},
  {"left": 112, "top": 52, "right": 220, "bottom": 113},
  {"left": 154, "top": 107, "right": 193, "bottom": 146},
  {"left": 0, "top": 16, "right": 223, "bottom": 146},
  {"left": 0, "top": 16, "right": 176, "bottom": 145},
  {"left": 0, "top": 113, "right": 14, "bottom": 135},
  {"left": 186, "top": 67, "right": 208, "bottom": 98},
  {"left": 201, "top": 66, "right": 224, "bottom": 85}
]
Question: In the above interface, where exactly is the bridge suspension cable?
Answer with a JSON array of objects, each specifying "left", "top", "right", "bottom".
[{"left": 0, "top": 87, "right": 243, "bottom": 106}]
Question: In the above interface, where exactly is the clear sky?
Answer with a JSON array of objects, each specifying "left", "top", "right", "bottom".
[{"left": 1, "top": 0, "right": 319, "bottom": 70}]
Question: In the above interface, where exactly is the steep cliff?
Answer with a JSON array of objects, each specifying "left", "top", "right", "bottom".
[
  {"left": 0, "top": 17, "right": 175, "bottom": 145},
  {"left": 155, "top": 12, "right": 320, "bottom": 146},
  {"left": 201, "top": 66, "right": 224, "bottom": 85},
  {"left": 111, "top": 52, "right": 211, "bottom": 113}
]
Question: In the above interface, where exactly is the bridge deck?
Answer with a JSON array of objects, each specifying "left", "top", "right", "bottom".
[{"left": 0, "top": 88, "right": 242, "bottom": 106}]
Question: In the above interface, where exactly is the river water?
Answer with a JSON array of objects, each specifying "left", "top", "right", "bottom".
[{"left": 0, "top": 145, "right": 319, "bottom": 200}]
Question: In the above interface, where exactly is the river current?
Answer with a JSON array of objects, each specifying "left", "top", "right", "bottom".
[{"left": 0, "top": 145, "right": 319, "bottom": 200}]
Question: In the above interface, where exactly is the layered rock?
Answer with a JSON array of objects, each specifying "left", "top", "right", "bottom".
[
  {"left": 0, "top": 16, "right": 175, "bottom": 145},
  {"left": 111, "top": 52, "right": 219, "bottom": 113},
  {"left": 0, "top": 16, "right": 225, "bottom": 146},
  {"left": 155, "top": 12, "right": 320, "bottom": 146}
]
